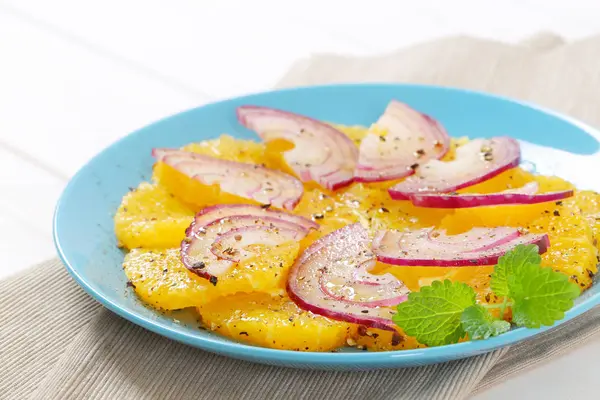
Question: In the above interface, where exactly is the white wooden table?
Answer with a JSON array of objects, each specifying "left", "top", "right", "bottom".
[{"left": 1, "top": 0, "right": 598, "bottom": 398}]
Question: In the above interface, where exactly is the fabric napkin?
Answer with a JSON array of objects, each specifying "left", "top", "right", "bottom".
[{"left": 2, "top": 33, "right": 600, "bottom": 400}]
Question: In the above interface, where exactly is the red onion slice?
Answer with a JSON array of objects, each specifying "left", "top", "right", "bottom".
[
  {"left": 373, "top": 226, "right": 549, "bottom": 267},
  {"left": 409, "top": 181, "right": 574, "bottom": 208},
  {"left": 181, "top": 211, "right": 310, "bottom": 284},
  {"left": 211, "top": 224, "right": 303, "bottom": 262},
  {"left": 237, "top": 106, "right": 358, "bottom": 190},
  {"left": 389, "top": 137, "right": 521, "bottom": 200},
  {"left": 152, "top": 148, "right": 304, "bottom": 210},
  {"left": 287, "top": 223, "right": 410, "bottom": 330},
  {"left": 318, "top": 268, "right": 404, "bottom": 308},
  {"left": 193, "top": 204, "right": 318, "bottom": 233},
  {"left": 355, "top": 100, "right": 450, "bottom": 182}
]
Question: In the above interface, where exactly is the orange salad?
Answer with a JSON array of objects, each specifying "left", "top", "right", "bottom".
[{"left": 115, "top": 102, "right": 600, "bottom": 352}]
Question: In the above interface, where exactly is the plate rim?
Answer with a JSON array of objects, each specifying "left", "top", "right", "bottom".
[{"left": 53, "top": 82, "right": 600, "bottom": 368}]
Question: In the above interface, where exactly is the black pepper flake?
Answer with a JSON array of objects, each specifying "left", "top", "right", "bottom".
[
  {"left": 379, "top": 207, "right": 390, "bottom": 213},
  {"left": 379, "top": 135, "right": 386, "bottom": 142},
  {"left": 223, "top": 247, "right": 236, "bottom": 256},
  {"left": 391, "top": 332, "right": 403, "bottom": 346},
  {"left": 587, "top": 269, "right": 595, "bottom": 278},
  {"left": 555, "top": 201, "right": 563, "bottom": 206},
  {"left": 260, "top": 203, "right": 271, "bottom": 209},
  {"left": 163, "top": 268, "right": 168, "bottom": 273},
  {"left": 239, "top": 332, "right": 249, "bottom": 336},
  {"left": 409, "top": 163, "right": 419, "bottom": 170},
  {"left": 126, "top": 281, "right": 136, "bottom": 289},
  {"left": 123, "top": 207, "right": 128, "bottom": 212},
  {"left": 415, "top": 149, "right": 426, "bottom": 158},
  {"left": 192, "top": 261, "right": 206, "bottom": 270},
  {"left": 361, "top": 310, "right": 369, "bottom": 314},
  {"left": 553, "top": 210, "right": 561, "bottom": 217},
  {"left": 313, "top": 213, "right": 325, "bottom": 220},
  {"left": 288, "top": 317, "right": 294, "bottom": 322},
  {"left": 485, "top": 293, "right": 491, "bottom": 302},
  {"left": 209, "top": 276, "right": 218, "bottom": 286}
]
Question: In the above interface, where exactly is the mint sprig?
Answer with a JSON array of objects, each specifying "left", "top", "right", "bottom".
[
  {"left": 509, "top": 262, "right": 580, "bottom": 328},
  {"left": 393, "top": 244, "right": 581, "bottom": 346},
  {"left": 491, "top": 244, "right": 541, "bottom": 297},
  {"left": 393, "top": 280, "right": 475, "bottom": 347},
  {"left": 461, "top": 305, "right": 510, "bottom": 340}
]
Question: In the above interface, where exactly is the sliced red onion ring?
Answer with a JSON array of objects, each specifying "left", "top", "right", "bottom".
[
  {"left": 152, "top": 148, "right": 304, "bottom": 210},
  {"left": 193, "top": 204, "right": 318, "bottom": 233},
  {"left": 373, "top": 226, "right": 549, "bottom": 267},
  {"left": 237, "top": 106, "right": 358, "bottom": 190},
  {"left": 410, "top": 181, "right": 574, "bottom": 208},
  {"left": 181, "top": 208, "right": 312, "bottom": 283},
  {"left": 389, "top": 137, "right": 521, "bottom": 200},
  {"left": 211, "top": 224, "right": 303, "bottom": 262},
  {"left": 287, "top": 223, "right": 410, "bottom": 330},
  {"left": 355, "top": 100, "right": 450, "bottom": 182}
]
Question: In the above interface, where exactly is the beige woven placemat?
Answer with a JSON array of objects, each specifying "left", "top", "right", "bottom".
[{"left": 2, "top": 33, "right": 600, "bottom": 400}]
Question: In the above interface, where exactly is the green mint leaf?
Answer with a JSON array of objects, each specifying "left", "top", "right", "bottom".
[
  {"left": 393, "top": 280, "right": 476, "bottom": 346},
  {"left": 491, "top": 244, "right": 541, "bottom": 297},
  {"left": 461, "top": 305, "right": 511, "bottom": 340},
  {"left": 509, "top": 263, "right": 580, "bottom": 328}
]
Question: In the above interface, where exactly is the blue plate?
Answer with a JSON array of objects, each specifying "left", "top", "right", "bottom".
[{"left": 54, "top": 84, "right": 600, "bottom": 370}]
